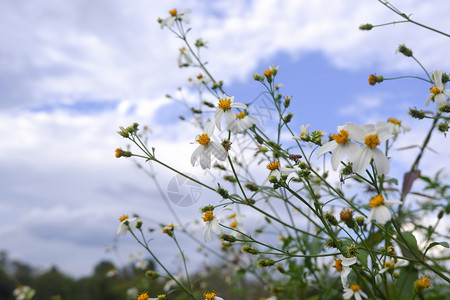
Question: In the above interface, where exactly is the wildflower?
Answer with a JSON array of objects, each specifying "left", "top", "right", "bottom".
[
  {"left": 345, "top": 122, "right": 392, "bottom": 175},
  {"left": 117, "top": 215, "right": 138, "bottom": 236},
  {"left": 376, "top": 118, "right": 410, "bottom": 140},
  {"left": 317, "top": 123, "right": 362, "bottom": 171},
  {"left": 230, "top": 111, "right": 257, "bottom": 133},
  {"left": 106, "top": 268, "right": 116, "bottom": 277},
  {"left": 378, "top": 258, "right": 407, "bottom": 274},
  {"left": 163, "top": 274, "right": 182, "bottom": 292},
  {"left": 266, "top": 161, "right": 294, "bottom": 181},
  {"left": 214, "top": 94, "right": 247, "bottom": 131},
  {"left": 332, "top": 257, "right": 357, "bottom": 287},
  {"left": 135, "top": 260, "right": 149, "bottom": 270},
  {"left": 414, "top": 275, "right": 431, "bottom": 293},
  {"left": 13, "top": 285, "right": 35, "bottom": 300},
  {"left": 162, "top": 223, "right": 179, "bottom": 236},
  {"left": 204, "top": 291, "right": 224, "bottom": 300},
  {"left": 191, "top": 122, "right": 227, "bottom": 169},
  {"left": 426, "top": 70, "right": 450, "bottom": 107},
  {"left": 126, "top": 287, "right": 138, "bottom": 299},
  {"left": 368, "top": 74, "right": 383, "bottom": 85},
  {"left": 343, "top": 284, "right": 368, "bottom": 300},
  {"left": 188, "top": 73, "right": 210, "bottom": 88},
  {"left": 177, "top": 47, "right": 192, "bottom": 67},
  {"left": 159, "top": 8, "right": 191, "bottom": 29},
  {"left": 228, "top": 212, "right": 246, "bottom": 236},
  {"left": 293, "top": 124, "right": 310, "bottom": 141},
  {"left": 366, "top": 194, "right": 402, "bottom": 225},
  {"left": 202, "top": 207, "right": 230, "bottom": 241}
]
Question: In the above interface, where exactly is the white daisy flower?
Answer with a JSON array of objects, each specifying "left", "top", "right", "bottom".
[
  {"left": 376, "top": 118, "right": 410, "bottom": 140},
  {"left": 13, "top": 285, "right": 35, "bottom": 300},
  {"left": 160, "top": 8, "right": 191, "bottom": 29},
  {"left": 191, "top": 122, "right": 227, "bottom": 170},
  {"left": 177, "top": 47, "right": 193, "bottom": 67},
  {"left": 345, "top": 122, "right": 393, "bottom": 175},
  {"left": 202, "top": 207, "right": 230, "bottom": 242},
  {"left": 228, "top": 212, "right": 246, "bottom": 236},
  {"left": 135, "top": 259, "right": 149, "bottom": 270},
  {"left": 343, "top": 284, "right": 368, "bottom": 300},
  {"left": 266, "top": 161, "right": 295, "bottom": 181},
  {"left": 366, "top": 194, "right": 402, "bottom": 225},
  {"left": 332, "top": 257, "right": 357, "bottom": 287},
  {"left": 426, "top": 69, "right": 450, "bottom": 107},
  {"left": 230, "top": 111, "right": 257, "bottom": 133},
  {"left": 105, "top": 268, "right": 117, "bottom": 277},
  {"left": 188, "top": 73, "right": 210, "bottom": 88},
  {"left": 126, "top": 287, "right": 138, "bottom": 299},
  {"left": 214, "top": 94, "right": 247, "bottom": 131},
  {"left": 378, "top": 258, "right": 407, "bottom": 274},
  {"left": 317, "top": 124, "right": 362, "bottom": 171},
  {"left": 293, "top": 124, "right": 310, "bottom": 141},
  {"left": 204, "top": 291, "right": 224, "bottom": 300},
  {"left": 117, "top": 215, "right": 138, "bottom": 236}
]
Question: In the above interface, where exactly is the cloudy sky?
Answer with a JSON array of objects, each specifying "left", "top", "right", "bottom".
[{"left": 1, "top": 0, "right": 449, "bottom": 278}]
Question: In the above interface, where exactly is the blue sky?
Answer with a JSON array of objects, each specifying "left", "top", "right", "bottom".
[{"left": 0, "top": 0, "right": 449, "bottom": 278}]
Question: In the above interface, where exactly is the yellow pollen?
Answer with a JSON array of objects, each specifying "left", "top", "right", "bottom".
[
  {"left": 197, "top": 133, "right": 210, "bottom": 146},
  {"left": 137, "top": 292, "right": 149, "bottom": 300},
  {"left": 385, "top": 262, "right": 391, "bottom": 268},
  {"left": 196, "top": 73, "right": 203, "bottom": 79},
  {"left": 340, "top": 208, "right": 353, "bottom": 221},
  {"left": 332, "top": 259, "right": 343, "bottom": 272},
  {"left": 169, "top": 9, "right": 177, "bottom": 16},
  {"left": 267, "top": 161, "right": 280, "bottom": 171},
  {"left": 350, "top": 284, "right": 361, "bottom": 292},
  {"left": 218, "top": 98, "right": 231, "bottom": 110},
  {"left": 369, "top": 194, "right": 385, "bottom": 207},
  {"left": 388, "top": 118, "right": 401, "bottom": 125},
  {"left": 365, "top": 134, "right": 380, "bottom": 148},
  {"left": 229, "top": 213, "right": 236, "bottom": 219},
  {"left": 202, "top": 211, "right": 214, "bottom": 222},
  {"left": 230, "top": 221, "right": 238, "bottom": 228},
  {"left": 179, "top": 47, "right": 186, "bottom": 52},
  {"left": 368, "top": 74, "right": 377, "bottom": 86},
  {"left": 333, "top": 130, "right": 349, "bottom": 144},
  {"left": 236, "top": 111, "right": 246, "bottom": 119},
  {"left": 414, "top": 275, "right": 431, "bottom": 292},
  {"left": 204, "top": 292, "right": 217, "bottom": 300},
  {"left": 430, "top": 86, "right": 440, "bottom": 95},
  {"left": 119, "top": 215, "right": 128, "bottom": 222}
]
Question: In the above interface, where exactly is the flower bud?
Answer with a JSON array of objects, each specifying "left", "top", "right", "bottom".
[
  {"left": 346, "top": 244, "right": 359, "bottom": 257},
  {"left": 257, "top": 258, "right": 276, "bottom": 267},
  {"left": 408, "top": 108, "right": 425, "bottom": 119},
  {"left": 359, "top": 23, "right": 373, "bottom": 30},
  {"left": 438, "top": 104, "right": 450, "bottom": 113},
  {"left": 242, "top": 245, "right": 259, "bottom": 255},
  {"left": 324, "top": 212, "right": 338, "bottom": 226},
  {"left": 284, "top": 96, "right": 292, "bottom": 108},
  {"left": 221, "top": 234, "right": 237, "bottom": 243},
  {"left": 437, "top": 122, "right": 449, "bottom": 134},
  {"left": 146, "top": 270, "right": 160, "bottom": 279},
  {"left": 398, "top": 44, "right": 413, "bottom": 57},
  {"left": 356, "top": 216, "right": 365, "bottom": 226}
]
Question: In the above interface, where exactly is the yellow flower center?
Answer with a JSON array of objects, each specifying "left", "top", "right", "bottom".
[
  {"left": 340, "top": 208, "right": 353, "bottom": 221},
  {"left": 350, "top": 284, "right": 361, "bottom": 292},
  {"left": 332, "top": 259, "right": 343, "bottom": 272},
  {"left": 197, "top": 73, "right": 203, "bottom": 79},
  {"left": 119, "top": 215, "right": 128, "bottom": 222},
  {"left": 229, "top": 213, "right": 236, "bottom": 219},
  {"left": 368, "top": 74, "right": 377, "bottom": 86},
  {"left": 266, "top": 161, "right": 280, "bottom": 171},
  {"left": 364, "top": 134, "right": 380, "bottom": 148},
  {"left": 137, "top": 292, "right": 149, "bottom": 300},
  {"left": 197, "top": 133, "right": 211, "bottom": 146},
  {"left": 263, "top": 69, "right": 273, "bottom": 78},
  {"left": 388, "top": 118, "right": 401, "bottom": 125},
  {"left": 385, "top": 262, "right": 391, "bottom": 268},
  {"left": 333, "top": 130, "right": 349, "bottom": 144},
  {"left": 218, "top": 98, "right": 231, "bottom": 110},
  {"left": 369, "top": 194, "right": 384, "bottom": 207},
  {"left": 230, "top": 221, "right": 238, "bottom": 228},
  {"left": 236, "top": 111, "right": 246, "bottom": 119},
  {"left": 202, "top": 211, "right": 214, "bottom": 222},
  {"left": 414, "top": 275, "right": 432, "bottom": 292},
  {"left": 204, "top": 292, "right": 217, "bottom": 300},
  {"left": 169, "top": 9, "right": 177, "bottom": 16},
  {"left": 179, "top": 47, "right": 186, "bottom": 52},
  {"left": 430, "top": 86, "right": 440, "bottom": 95}
]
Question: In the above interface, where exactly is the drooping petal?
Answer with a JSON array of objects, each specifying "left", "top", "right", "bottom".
[
  {"left": 191, "top": 146, "right": 203, "bottom": 166},
  {"left": 211, "top": 219, "right": 222, "bottom": 235},
  {"left": 205, "top": 121, "right": 216, "bottom": 136},
  {"left": 352, "top": 147, "right": 372, "bottom": 174},
  {"left": 215, "top": 109, "right": 224, "bottom": 131},
  {"left": 373, "top": 205, "right": 391, "bottom": 225},
  {"left": 210, "top": 141, "right": 227, "bottom": 161},
  {"left": 372, "top": 148, "right": 390, "bottom": 174},
  {"left": 330, "top": 144, "right": 345, "bottom": 170},
  {"left": 434, "top": 93, "right": 448, "bottom": 107},
  {"left": 344, "top": 141, "right": 363, "bottom": 162},
  {"left": 317, "top": 140, "right": 338, "bottom": 157},
  {"left": 425, "top": 94, "right": 433, "bottom": 106},
  {"left": 433, "top": 70, "right": 444, "bottom": 90},
  {"left": 199, "top": 150, "right": 212, "bottom": 169},
  {"left": 345, "top": 122, "right": 367, "bottom": 143},
  {"left": 230, "top": 102, "right": 247, "bottom": 109}
]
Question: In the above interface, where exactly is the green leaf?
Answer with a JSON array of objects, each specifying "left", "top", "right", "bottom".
[
  {"left": 229, "top": 268, "right": 246, "bottom": 285},
  {"left": 396, "top": 264, "right": 418, "bottom": 300},
  {"left": 399, "top": 231, "right": 422, "bottom": 260},
  {"left": 424, "top": 241, "right": 449, "bottom": 258}
]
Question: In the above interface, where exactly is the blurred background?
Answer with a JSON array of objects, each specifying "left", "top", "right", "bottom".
[{"left": 1, "top": 0, "right": 449, "bottom": 298}]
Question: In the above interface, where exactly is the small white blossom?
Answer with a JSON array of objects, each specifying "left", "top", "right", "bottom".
[
  {"left": 135, "top": 259, "right": 149, "bottom": 270},
  {"left": 214, "top": 94, "right": 247, "bottom": 131},
  {"left": 191, "top": 122, "right": 227, "bottom": 170},
  {"left": 426, "top": 69, "right": 450, "bottom": 107},
  {"left": 366, "top": 194, "right": 402, "bottom": 225},
  {"left": 117, "top": 215, "right": 138, "bottom": 236},
  {"left": 332, "top": 257, "right": 357, "bottom": 287},
  {"left": 343, "top": 284, "right": 368, "bottom": 300},
  {"left": 230, "top": 111, "right": 257, "bottom": 133},
  {"left": 202, "top": 207, "right": 231, "bottom": 242},
  {"left": 266, "top": 161, "right": 295, "bottom": 182},
  {"left": 376, "top": 118, "right": 410, "bottom": 140},
  {"left": 160, "top": 8, "right": 191, "bottom": 29},
  {"left": 378, "top": 258, "right": 407, "bottom": 274},
  {"left": 178, "top": 47, "right": 193, "bottom": 67}
]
